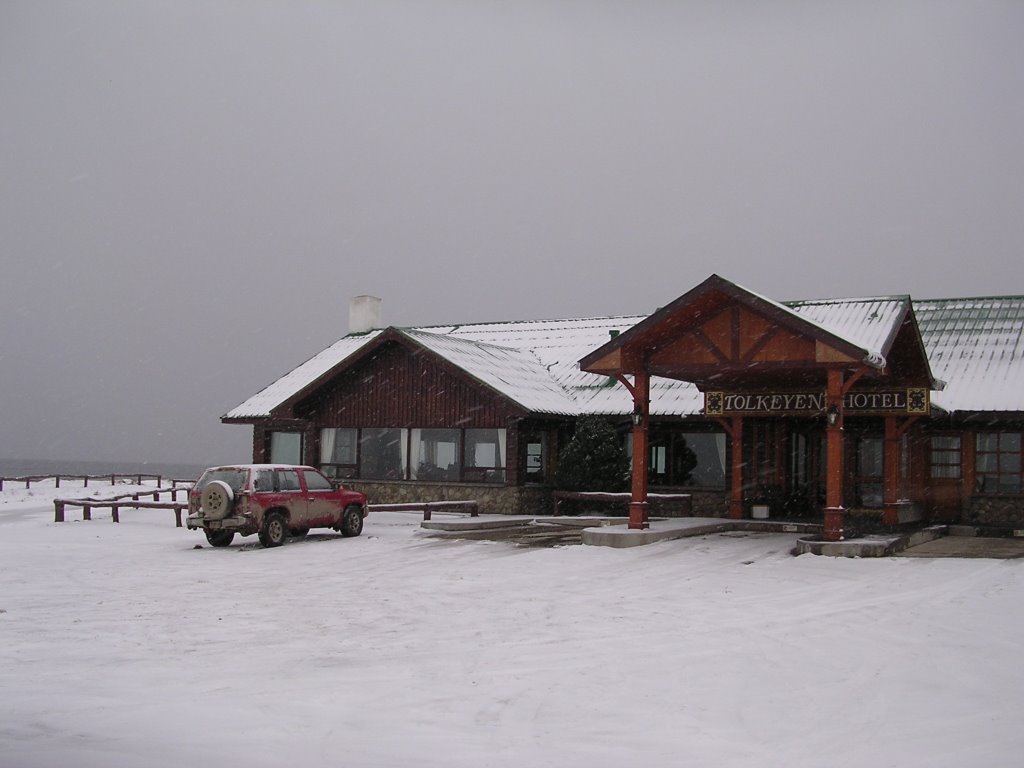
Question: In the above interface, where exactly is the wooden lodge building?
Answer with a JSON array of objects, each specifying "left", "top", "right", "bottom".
[{"left": 224, "top": 275, "right": 1024, "bottom": 540}]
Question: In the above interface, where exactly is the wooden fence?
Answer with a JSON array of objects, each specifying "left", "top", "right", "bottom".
[
  {"left": 368, "top": 500, "right": 479, "bottom": 521},
  {"left": 53, "top": 485, "right": 194, "bottom": 527},
  {"left": 0, "top": 473, "right": 173, "bottom": 492}
]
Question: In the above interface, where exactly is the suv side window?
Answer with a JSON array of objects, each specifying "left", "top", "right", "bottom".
[
  {"left": 276, "top": 470, "right": 301, "bottom": 491},
  {"left": 254, "top": 470, "right": 275, "bottom": 492},
  {"left": 303, "top": 470, "right": 334, "bottom": 491}
]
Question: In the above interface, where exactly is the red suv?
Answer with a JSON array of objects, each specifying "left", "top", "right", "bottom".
[{"left": 186, "top": 464, "right": 368, "bottom": 548}]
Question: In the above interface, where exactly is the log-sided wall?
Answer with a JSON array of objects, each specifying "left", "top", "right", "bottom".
[{"left": 294, "top": 341, "right": 525, "bottom": 429}]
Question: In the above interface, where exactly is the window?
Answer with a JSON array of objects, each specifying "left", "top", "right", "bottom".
[
  {"left": 648, "top": 431, "right": 726, "bottom": 489},
  {"left": 317, "top": 426, "right": 509, "bottom": 484},
  {"left": 320, "top": 428, "right": 358, "bottom": 478},
  {"left": 856, "top": 437, "right": 884, "bottom": 508},
  {"left": 525, "top": 437, "right": 546, "bottom": 482},
  {"left": 276, "top": 469, "right": 301, "bottom": 491},
  {"left": 360, "top": 428, "right": 408, "bottom": 480},
  {"left": 303, "top": 470, "right": 334, "bottom": 491},
  {"left": 197, "top": 468, "right": 247, "bottom": 493},
  {"left": 929, "top": 435, "right": 962, "bottom": 479},
  {"left": 976, "top": 432, "right": 1022, "bottom": 494},
  {"left": 410, "top": 428, "right": 461, "bottom": 481},
  {"left": 464, "top": 428, "right": 506, "bottom": 484},
  {"left": 269, "top": 431, "right": 302, "bottom": 465}
]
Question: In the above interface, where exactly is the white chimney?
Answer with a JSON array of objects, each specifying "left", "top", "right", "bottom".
[{"left": 349, "top": 295, "right": 382, "bottom": 334}]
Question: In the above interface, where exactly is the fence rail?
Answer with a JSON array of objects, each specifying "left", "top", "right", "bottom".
[
  {"left": 368, "top": 500, "right": 479, "bottom": 521},
  {"left": 0, "top": 473, "right": 172, "bottom": 492},
  {"left": 54, "top": 485, "right": 195, "bottom": 526}
]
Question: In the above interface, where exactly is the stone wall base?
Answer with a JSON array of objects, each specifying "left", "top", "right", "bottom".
[
  {"left": 966, "top": 496, "right": 1024, "bottom": 525},
  {"left": 350, "top": 481, "right": 552, "bottom": 517}
]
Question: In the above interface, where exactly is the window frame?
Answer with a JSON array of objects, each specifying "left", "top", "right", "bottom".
[
  {"left": 975, "top": 431, "right": 1023, "bottom": 495},
  {"left": 929, "top": 434, "right": 963, "bottom": 480}
]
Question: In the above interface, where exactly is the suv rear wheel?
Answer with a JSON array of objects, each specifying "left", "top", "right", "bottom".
[
  {"left": 340, "top": 506, "right": 363, "bottom": 537},
  {"left": 205, "top": 529, "right": 235, "bottom": 548},
  {"left": 259, "top": 512, "right": 288, "bottom": 548}
]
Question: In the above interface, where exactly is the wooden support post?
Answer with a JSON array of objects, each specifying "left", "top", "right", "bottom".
[
  {"left": 174, "top": 507, "right": 183, "bottom": 527},
  {"left": 824, "top": 368, "right": 845, "bottom": 541},
  {"left": 111, "top": 504, "right": 119, "bottom": 523},
  {"left": 83, "top": 504, "right": 92, "bottom": 521},
  {"left": 729, "top": 415, "right": 744, "bottom": 519},
  {"left": 883, "top": 416, "right": 900, "bottom": 527},
  {"left": 54, "top": 500, "right": 65, "bottom": 523},
  {"left": 628, "top": 369, "right": 651, "bottom": 530},
  {"left": 883, "top": 416, "right": 918, "bottom": 526}
]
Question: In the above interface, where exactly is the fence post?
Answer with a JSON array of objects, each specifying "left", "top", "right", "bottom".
[
  {"left": 423, "top": 504, "right": 432, "bottom": 521},
  {"left": 174, "top": 506, "right": 183, "bottom": 527},
  {"left": 110, "top": 474, "right": 116, "bottom": 486},
  {"left": 111, "top": 504, "right": 119, "bottom": 523},
  {"left": 54, "top": 500, "right": 65, "bottom": 523},
  {"left": 83, "top": 503, "right": 92, "bottom": 521},
  {"left": 84, "top": 476, "right": 90, "bottom": 488},
  {"left": 55, "top": 475, "right": 61, "bottom": 489}
]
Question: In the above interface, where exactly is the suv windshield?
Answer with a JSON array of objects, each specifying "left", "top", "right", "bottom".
[{"left": 196, "top": 468, "right": 248, "bottom": 493}]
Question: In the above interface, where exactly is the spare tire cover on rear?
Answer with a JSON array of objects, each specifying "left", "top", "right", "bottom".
[{"left": 201, "top": 480, "right": 235, "bottom": 520}]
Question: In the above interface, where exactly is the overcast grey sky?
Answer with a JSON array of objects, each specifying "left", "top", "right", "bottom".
[{"left": 2, "top": 1, "right": 1022, "bottom": 466}]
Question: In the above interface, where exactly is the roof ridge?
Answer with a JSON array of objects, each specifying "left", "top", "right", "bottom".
[
  {"left": 785, "top": 295, "right": 910, "bottom": 307},
  {"left": 407, "top": 314, "right": 650, "bottom": 332},
  {"left": 916, "top": 294, "right": 1024, "bottom": 304}
]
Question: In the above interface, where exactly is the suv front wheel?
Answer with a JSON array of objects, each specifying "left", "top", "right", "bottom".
[
  {"left": 259, "top": 512, "right": 288, "bottom": 548},
  {"left": 340, "top": 506, "right": 363, "bottom": 537}
]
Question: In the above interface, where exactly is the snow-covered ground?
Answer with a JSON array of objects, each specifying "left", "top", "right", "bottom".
[{"left": 2, "top": 480, "right": 1023, "bottom": 768}]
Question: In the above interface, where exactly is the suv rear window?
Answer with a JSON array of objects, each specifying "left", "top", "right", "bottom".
[{"left": 197, "top": 469, "right": 247, "bottom": 493}]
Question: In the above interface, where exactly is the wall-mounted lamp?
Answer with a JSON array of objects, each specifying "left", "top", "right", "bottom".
[
  {"left": 632, "top": 403, "right": 645, "bottom": 427},
  {"left": 826, "top": 404, "right": 840, "bottom": 427}
]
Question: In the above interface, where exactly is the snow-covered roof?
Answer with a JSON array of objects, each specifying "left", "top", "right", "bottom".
[
  {"left": 915, "top": 296, "right": 1024, "bottom": 414},
  {"left": 226, "top": 292, "right": 1024, "bottom": 421},
  {"left": 786, "top": 296, "right": 910, "bottom": 369},
  {"left": 225, "top": 331, "right": 384, "bottom": 420}
]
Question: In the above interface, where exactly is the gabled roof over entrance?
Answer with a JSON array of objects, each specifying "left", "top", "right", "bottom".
[{"left": 579, "top": 274, "right": 937, "bottom": 390}]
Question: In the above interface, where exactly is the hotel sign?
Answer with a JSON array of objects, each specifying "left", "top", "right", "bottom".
[{"left": 704, "top": 388, "right": 930, "bottom": 417}]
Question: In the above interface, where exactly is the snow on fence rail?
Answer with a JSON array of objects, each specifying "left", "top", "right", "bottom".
[
  {"left": 0, "top": 473, "right": 185, "bottom": 492},
  {"left": 368, "top": 500, "right": 479, "bottom": 521},
  {"left": 53, "top": 484, "right": 195, "bottom": 527}
]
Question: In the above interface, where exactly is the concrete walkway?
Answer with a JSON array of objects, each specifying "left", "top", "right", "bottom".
[
  {"left": 420, "top": 515, "right": 820, "bottom": 549},
  {"left": 898, "top": 535, "right": 1024, "bottom": 559},
  {"left": 420, "top": 515, "right": 1024, "bottom": 558}
]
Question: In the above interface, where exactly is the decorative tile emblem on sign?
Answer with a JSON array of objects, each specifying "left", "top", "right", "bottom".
[
  {"left": 705, "top": 391, "right": 724, "bottom": 416},
  {"left": 907, "top": 388, "right": 929, "bottom": 414}
]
